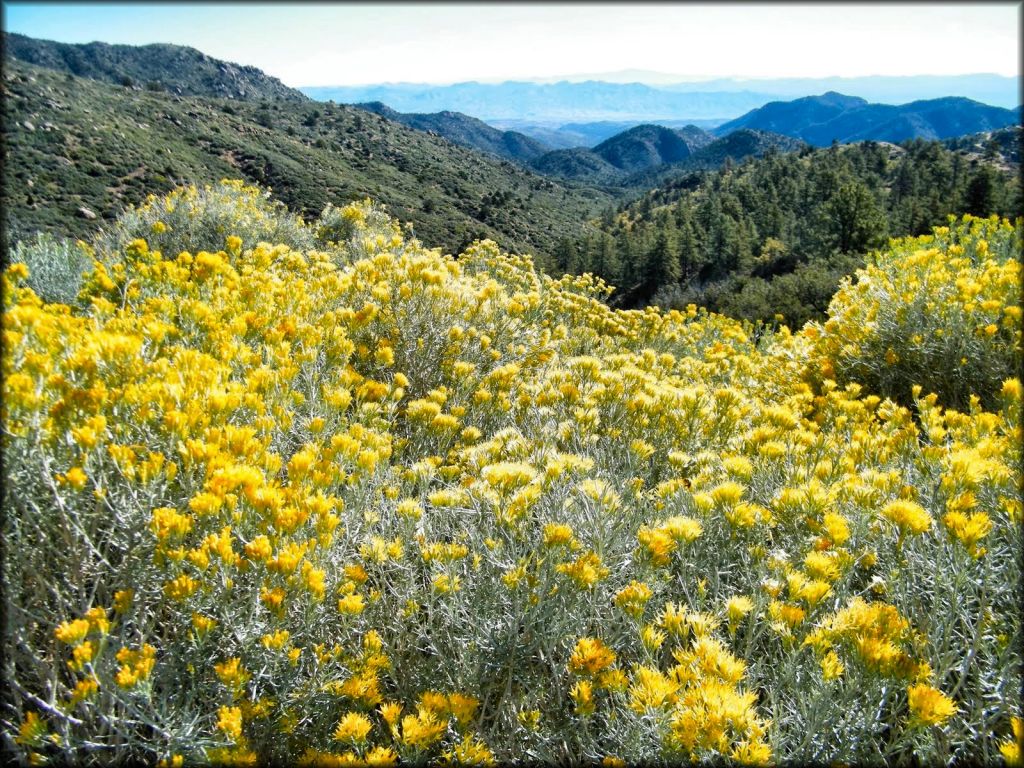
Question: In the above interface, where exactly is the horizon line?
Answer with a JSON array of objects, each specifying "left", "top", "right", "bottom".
[{"left": 299, "top": 72, "right": 1021, "bottom": 89}]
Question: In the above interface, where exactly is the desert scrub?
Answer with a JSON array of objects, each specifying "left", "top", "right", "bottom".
[
  {"left": 2, "top": 185, "right": 1020, "bottom": 766},
  {"left": 8, "top": 232, "right": 93, "bottom": 305},
  {"left": 314, "top": 199, "right": 406, "bottom": 256},
  {"left": 92, "top": 179, "right": 315, "bottom": 259},
  {"left": 806, "top": 215, "right": 1023, "bottom": 410}
]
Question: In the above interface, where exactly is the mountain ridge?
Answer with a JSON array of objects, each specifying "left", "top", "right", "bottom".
[
  {"left": 591, "top": 124, "right": 712, "bottom": 172},
  {"left": 1, "top": 57, "right": 614, "bottom": 262},
  {"left": 717, "top": 92, "right": 1020, "bottom": 146},
  {"left": 531, "top": 126, "right": 803, "bottom": 186},
  {"left": 3, "top": 31, "right": 307, "bottom": 102},
  {"left": 354, "top": 102, "right": 551, "bottom": 163},
  {"left": 312, "top": 73, "right": 1019, "bottom": 108},
  {"left": 302, "top": 80, "right": 786, "bottom": 122}
]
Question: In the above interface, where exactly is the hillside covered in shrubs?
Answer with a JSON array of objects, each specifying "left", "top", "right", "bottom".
[
  {"left": 1, "top": 58, "right": 612, "bottom": 265},
  {"left": 562, "top": 139, "right": 1022, "bottom": 326},
  {"left": 2, "top": 182, "right": 1021, "bottom": 765}
]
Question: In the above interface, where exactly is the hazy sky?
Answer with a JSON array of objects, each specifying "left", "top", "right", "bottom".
[{"left": 3, "top": 2, "right": 1020, "bottom": 86}]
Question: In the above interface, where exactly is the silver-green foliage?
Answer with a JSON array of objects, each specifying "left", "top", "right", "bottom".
[{"left": 10, "top": 232, "right": 92, "bottom": 305}]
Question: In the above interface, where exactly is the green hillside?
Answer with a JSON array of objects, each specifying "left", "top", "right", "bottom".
[
  {"left": 716, "top": 91, "right": 1021, "bottom": 145},
  {"left": 530, "top": 148, "right": 625, "bottom": 184},
  {"left": 621, "top": 129, "right": 806, "bottom": 188},
  {"left": 529, "top": 127, "right": 802, "bottom": 188},
  {"left": 4, "top": 31, "right": 306, "bottom": 102},
  {"left": 561, "top": 139, "right": 1022, "bottom": 325},
  {"left": 355, "top": 102, "right": 552, "bottom": 164},
  {"left": 589, "top": 124, "right": 708, "bottom": 173},
  {"left": 1, "top": 59, "right": 614, "bottom": 265}
]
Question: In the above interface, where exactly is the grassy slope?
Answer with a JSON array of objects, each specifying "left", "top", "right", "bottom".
[{"left": 2, "top": 60, "right": 615, "bottom": 264}]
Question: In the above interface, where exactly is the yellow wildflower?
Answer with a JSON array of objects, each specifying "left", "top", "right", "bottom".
[{"left": 907, "top": 684, "right": 957, "bottom": 727}]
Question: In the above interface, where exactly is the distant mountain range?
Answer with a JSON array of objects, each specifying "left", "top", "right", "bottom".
[
  {"left": 531, "top": 127, "right": 804, "bottom": 186},
  {"left": 346, "top": 105, "right": 801, "bottom": 185},
  {"left": 495, "top": 72, "right": 1020, "bottom": 108},
  {"left": 303, "top": 81, "right": 785, "bottom": 122},
  {"left": 4, "top": 31, "right": 305, "bottom": 102},
  {"left": 302, "top": 74, "right": 1021, "bottom": 123},
  {"left": 350, "top": 90, "right": 1015, "bottom": 186},
  {"left": 489, "top": 119, "right": 728, "bottom": 149},
  {"left": 716, "top": 92, "right": 1021, "bottom": 146}
]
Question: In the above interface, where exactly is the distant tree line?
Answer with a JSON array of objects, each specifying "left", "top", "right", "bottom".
[{"left": 556, "top": 140, "right": 1022, "bottom": 327}]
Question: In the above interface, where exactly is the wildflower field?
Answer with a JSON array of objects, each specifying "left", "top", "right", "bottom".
[{"left": 3, "top": 181, "right": 1022, "bottom": 765}]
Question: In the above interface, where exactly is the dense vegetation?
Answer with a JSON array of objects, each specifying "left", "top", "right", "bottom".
[
  {"left": 1, "top": 59, "right": 613, "bottom": 266},
  {"left": 4, "top": 27, "right": 1023, "bottom": 768},
  {"left": 559, "top": 139, "right": 1022, "bottom": 327},
  {"left": 528, "top": 128, "right": 803, "bottom": 188},
  {"left": 3, "top": 182, "right": 1021, "bottom": 766},
  {"left": 7, "top": 34, "right": 1018, "bottom": 341}
]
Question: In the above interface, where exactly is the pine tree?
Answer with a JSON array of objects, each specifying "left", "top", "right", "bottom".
[
  {"left": 677, "top": 203, "right": 702, "bottom": 283},
  {"left": 963, "top": 164, "right": 999, "bottom": 216},
  {"left": 556, "top": 238, "right": 579, "bottom": 274},
  {"left": 823, "top": 181, "right": 887, "bottom": 254},
  {"left": 645, "top": 214, "right": 680, "bottom": 288},
  {"left": 599, "top": 233, "right": 621, "bottom": 285},
  {"left": 617, "top": 229, "right": 638, "bottom": 289}
]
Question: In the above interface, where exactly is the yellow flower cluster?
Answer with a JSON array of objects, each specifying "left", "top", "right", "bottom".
[
  {"left": 3, "top": 184, "right": 1019, "bottom": 765},
  {"left": 115, "top": 644, "right": 157, "bottom": 689},
  {"left": 808, "top": 215, "right": 1022, "bottom": 410}
]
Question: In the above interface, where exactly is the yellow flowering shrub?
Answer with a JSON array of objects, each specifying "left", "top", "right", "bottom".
[
  {"left": 2, "top": 184, "right": 1019, "bottom": 765},
  {"left": 94, "top": 179, "right": 315, "bottom": 260},
  {"left": 808, "top": 215, "right": 1022, "bottom": 410}
]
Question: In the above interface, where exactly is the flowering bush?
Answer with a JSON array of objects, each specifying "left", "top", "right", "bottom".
[
  {"left": 94, "top": 179, "right": 316, "bottom": 259},
  {"left": 807, "top": 215, "right": 1022, "bottom": 410},
  {"left": 2, "top": 183, "right": 1021, "bottom": 765}
]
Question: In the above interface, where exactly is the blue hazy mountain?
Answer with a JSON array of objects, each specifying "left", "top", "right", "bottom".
[
  {"left": 656, "top": 73, "right": 1019, "bottom": 108},
  {"left": 716, "top": 92, "right": 1021, "bottom": 146},
  {"left": 485, "top": 119, "right": 726, "bottom": 149},
  {"left": 528, "top": 125, "right": 801, "bottom": 186},
  {"left": 302, "top": 81, "right": 784, "bottom": 122},
  {"left": 519, "top": 71, "right": 1019, "bottom": 108},
  {"left": 301, "top": 74, "right": 1020, "bottom": 123}
]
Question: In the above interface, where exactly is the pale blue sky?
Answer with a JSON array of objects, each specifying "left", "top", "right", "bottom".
[{"left": 3, "top": 2, "right": 1020, "bottom": 86}]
